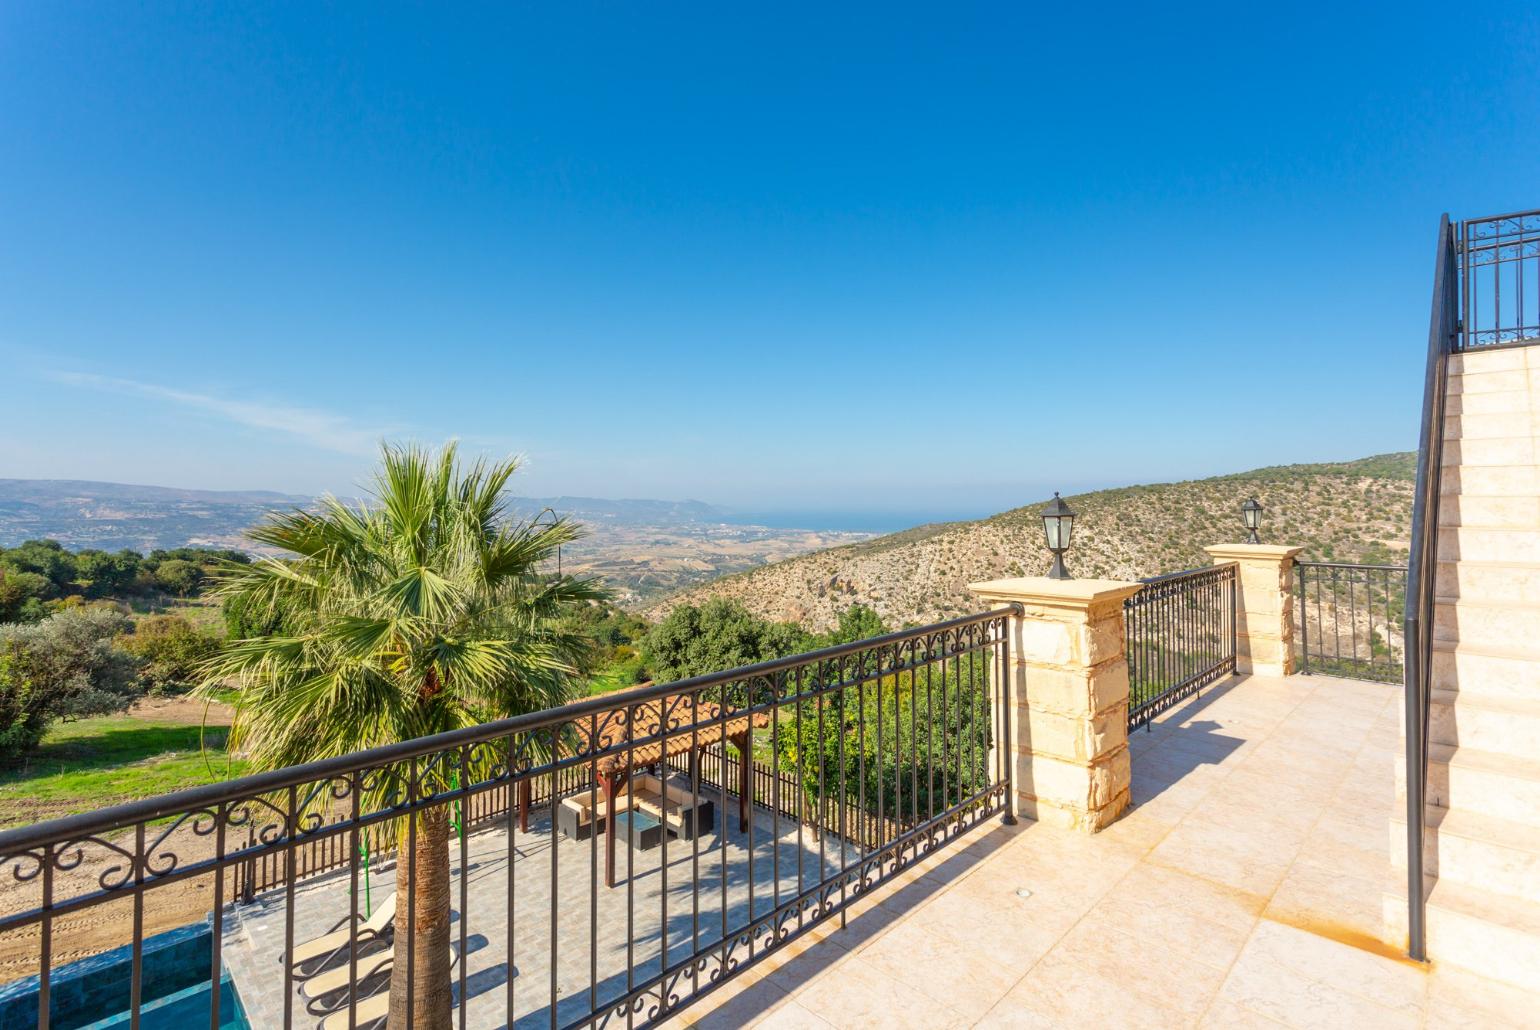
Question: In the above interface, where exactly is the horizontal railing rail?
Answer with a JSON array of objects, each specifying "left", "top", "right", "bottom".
[
  {"left": 1124, "top": 563, "right": 1237, "bottom": 730},
  {"left": 1295, "top": 561, "right": 1409, "bottom": 683},
  {"left": 0, "top": 607, "right": 1017, "bottom": 1030}
]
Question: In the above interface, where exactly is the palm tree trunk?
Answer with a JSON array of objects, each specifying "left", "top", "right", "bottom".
[{"left": 390, "top": 806, "right": 453, "bottom": 1029}]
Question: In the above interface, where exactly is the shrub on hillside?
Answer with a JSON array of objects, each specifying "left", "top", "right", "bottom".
[
  {"left": 221, "top": 590, "right": 300, "bottom": 640},
  {"left": 153, "top": 559, "right": 203, "bottom": 597},
  {"left": 121, "top": 615, "right": 222, "bottom": 695},
  {"left": 0, "top": 569, "right": 51, "bottom": 624},
  {"left": 642, "top": 598, "right": 811, "bottom": 683},
  {"left": 0, "top": 608, "right": 144, "bottom": 762}
]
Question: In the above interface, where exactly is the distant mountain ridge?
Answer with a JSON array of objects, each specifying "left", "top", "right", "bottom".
[
  {"left": 0, "top": 482, "right": 852, "bottom": 599},
  {"left": 648, "top": 453, "right": 1417, "bottom": 631},
  {"left": 0, "top": 479, "right": 308, "bottom": 506},
  {"left": 508, "top": 496, "right": 724, "bottom": 525}
]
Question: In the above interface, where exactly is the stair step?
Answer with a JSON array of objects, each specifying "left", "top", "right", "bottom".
[
  {"left": 1384, "top": 874, "right": 1540, "bottom": 991},
  {"left": 1446, "top": 364, "right": 1535, "bottom": 396},
  {"left": 1448, "top": 349, "right": 1533, "bottom": 376},
  {"left": 1438, "top": 465, "right": 1540, "bottom": 498},
  {"left": 1391, "top": 806, "right": 1540, "bottom": 896},
  {"left": 1433, "top": 598, "right": 1540, "bottom": 648},
  {"left": 1428, "top": 688, "right": 1540, "bottom": 755},
  {"left": 1430, "top": 641, "right": 1540, "bottom": 703},
  {"left": 1443, "top": 411, "right": 1540, "bottom": 441},
  {"left": 1441, "top": 437, "right": 1538, "bottom": 469},
  {"left": 1434, "top": 561, "right": 1540, "bottom": 605},
  {"left": 1434, "top": 495, "right": 1540, "bottom": 529},
  {"left": 1445, "top": 389, "right": 1534, "bottom": 417},
  {"left": 1397, "top": 744, "right": 1540, "bottom": 829},
  {"left": 1436, "top": 526, "right": 1540, "bottom": 564}
]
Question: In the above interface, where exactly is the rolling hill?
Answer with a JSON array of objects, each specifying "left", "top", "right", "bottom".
[{"left": 646, "top": 454, "right": 1416, "bottom": 631}]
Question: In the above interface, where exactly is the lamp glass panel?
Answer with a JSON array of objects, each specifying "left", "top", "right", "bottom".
[{"left": 1043, "top": 515, "right": 1062, "bottom": 550}]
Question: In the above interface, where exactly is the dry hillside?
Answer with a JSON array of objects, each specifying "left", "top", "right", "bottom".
[{"left": 647, "top": 454, "right": 1414, "bottom": 632}]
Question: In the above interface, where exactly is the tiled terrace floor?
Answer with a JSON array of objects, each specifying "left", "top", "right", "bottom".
[{"left": 671, "top": 673, "right": 1540, "bottom": 1029}]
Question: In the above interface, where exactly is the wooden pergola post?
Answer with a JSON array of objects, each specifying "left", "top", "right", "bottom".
[
  {"left": 600, "top": 771, "right": 619, "bottom": 889},
  {"left": 517, "top": 777, "right": 531, "bottom": 834},
  {"left": 732, "top": 731, "right": 750, "bottom": 833}
]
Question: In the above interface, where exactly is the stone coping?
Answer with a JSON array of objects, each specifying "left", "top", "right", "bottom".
[
  {"left": 968, "top": 576, "right": 1144, "bottom": 609},
  {"left": 1203, "top": 543, "right": 1305, "bottom": 562}
]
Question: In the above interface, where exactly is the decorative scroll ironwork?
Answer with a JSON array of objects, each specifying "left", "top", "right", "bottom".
[
  {"left": 1124, "top": 563, "right": 1238, "bottom": 730},
  {"left": 1461, "top": 209, "right": 1540, "bottom": 350},
  {"left": 0, "top": 607, "right": 1015, "bottom": 1030}
]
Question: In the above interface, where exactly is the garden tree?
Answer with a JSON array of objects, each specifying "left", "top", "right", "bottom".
[
  {"left": 0, "top": 540, "right": 75, "bottom": 596},
  {"left": 220, "top": 589, "right": 297, "bottom": 639},
  {"left": 815, "top": 604, "right": 887, "bottom": 647},
  {"left": 558, "top": 602, "right": 651, "bottom": 689},
  {"left": 202, "top": 443, "right": 601, "bottom": 1030},
  {"left": 121, "top": 615, "right": 221, "bottom": 695},
  {"left": 771, "top": 605, "right": 994, "bottom": 830},
  {"left": 153, "top": 559, "right": 202, "bottom": 597},
  {"left": 74, "top": 549, "right": 143, "bottom": 598},
  {"left": 642, "top": 598, "right": 810, "bottom": 683},
  {"left": 0, "top": 608, "right": 143, "bottom": 761},
  {"left": 0, "top": 570, "right": 51, "bottom": 624}
]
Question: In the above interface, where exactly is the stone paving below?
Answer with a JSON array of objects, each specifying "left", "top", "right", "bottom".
[{"left": 221, "top": 787, "right": 859, "bottom": 1029}]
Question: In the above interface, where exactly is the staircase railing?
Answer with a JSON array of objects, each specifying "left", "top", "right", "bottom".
[
  {"left": 1460, "top": 210, "right": 1540, "bottom": 350},
  {"left": 1401, "top": 213, "right": 1459, "bottom": 961}
]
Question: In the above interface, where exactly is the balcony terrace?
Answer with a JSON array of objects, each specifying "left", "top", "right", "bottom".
[
  {"left": 671, "top": 672, "right": 1538, "bottom": 1029},
  {"left": 3, "top": 429, "right": 1539, "bottom": 1030}
]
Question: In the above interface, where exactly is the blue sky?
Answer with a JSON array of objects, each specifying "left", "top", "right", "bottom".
[{"left": 2, "top": 4, "right": 1537, "bottom": 519}]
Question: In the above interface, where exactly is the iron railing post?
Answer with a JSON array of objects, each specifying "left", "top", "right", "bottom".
[{"left": 1297, "top": 565, "right": 1309, "bottom": 675}]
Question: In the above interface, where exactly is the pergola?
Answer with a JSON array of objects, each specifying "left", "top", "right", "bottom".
[{"left": 514, "top": 689, "right": 770, "bottom": 887}]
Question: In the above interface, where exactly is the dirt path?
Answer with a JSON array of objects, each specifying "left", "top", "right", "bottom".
[{"left": 128, "top": 694, "right": 234, "bottom": 725}]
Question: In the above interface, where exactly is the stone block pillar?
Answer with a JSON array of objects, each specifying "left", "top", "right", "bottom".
[
  {"left": 969, "top": 576, "right": 1144, "bottom": 833},
  {"left": 1202, "top": 544, "right": 1304, "bottom": 678}
]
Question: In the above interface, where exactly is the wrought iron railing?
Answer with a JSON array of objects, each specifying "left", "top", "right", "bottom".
[
  {"left": 1124, "top": 564, "right": 1237, "bottom": 730},
  {"left": 0, "top": 609, "right": 1014, "bottom": 1030},
  {"left": 1295, "top": 562, "right": 1408, "bottom": 684},
  {"left": 1461, "top": 209, "right": 1540, "bottom": 350},
  {"left": 1401, "top": 212, "right": 1460, "bottom": 963}
]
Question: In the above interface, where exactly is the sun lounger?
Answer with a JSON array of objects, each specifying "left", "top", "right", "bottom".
[
  {"left": 317, "top": 946, "right": 457, "bottom": 1030},
  {"left": 300, "top": 947, "right": 393, "bottom": 1001},
  {"left": 289, "top": 892, "right": 397, "bottom": 976}
]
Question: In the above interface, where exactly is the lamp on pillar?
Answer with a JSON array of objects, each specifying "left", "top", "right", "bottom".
[
  {"left": 1241, "top": 497, "right": 1263, "bottom": 545},
  {"left": 1041, "top": 492, "right": 1076, "bottom": 580}
]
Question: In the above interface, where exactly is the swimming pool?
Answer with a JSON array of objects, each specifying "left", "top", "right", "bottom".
[{"left": 0, "top": 922, "right": 251, "bottom": 1029}]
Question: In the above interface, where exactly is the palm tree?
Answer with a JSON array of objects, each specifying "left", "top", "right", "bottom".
[{"left": 203, "top": 443, "right": 602, "bottom": 1029}]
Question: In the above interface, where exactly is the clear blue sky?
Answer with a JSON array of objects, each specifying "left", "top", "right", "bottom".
[{"left": 2, "top": 4, "right": 1537, "bottom": 520}]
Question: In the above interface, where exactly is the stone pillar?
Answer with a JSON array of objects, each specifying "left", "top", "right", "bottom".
[
  {"left": 969, "top": 576, "right": 1144, "bottom": 833},
  {"left": 1202, "top": 544, "right": 1304, "bottom": 678}
]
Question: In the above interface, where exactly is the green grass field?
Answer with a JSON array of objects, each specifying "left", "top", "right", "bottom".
[{"left": 0, "top": 716, "right": 249, "bottom": 828}]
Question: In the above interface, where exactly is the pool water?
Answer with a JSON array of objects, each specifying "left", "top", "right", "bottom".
[
  {"left": 0, "top": 922, "right": 250, "bottom": 1030},
  {"left": 81, "top": 974, "right": 250, "bottom": 1030}
]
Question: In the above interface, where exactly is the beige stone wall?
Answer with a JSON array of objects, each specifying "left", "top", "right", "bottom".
[
  {"left": 1204, "top": 544, "right": 1303, "bottom": 678},
  {"left": 971, "top": 578, "right": 1143, "bottom": 832}
]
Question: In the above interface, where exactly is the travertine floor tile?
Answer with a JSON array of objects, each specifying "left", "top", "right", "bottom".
[{"left": 676, "top": 675, "right": 1540, "bottom": 1029}]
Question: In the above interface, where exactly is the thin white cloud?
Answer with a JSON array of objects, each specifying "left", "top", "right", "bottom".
[{"left": 49, "top": 371, "right": 391, "bottom": 457}]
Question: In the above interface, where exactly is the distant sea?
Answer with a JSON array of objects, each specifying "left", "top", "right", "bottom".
[{"left": 719, "top": 509, "right": 990, "bottom": 534}]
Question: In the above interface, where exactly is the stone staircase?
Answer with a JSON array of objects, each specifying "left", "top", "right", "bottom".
[{"left": 1387, "top": 344, "right": 1540, "bottom": 987}]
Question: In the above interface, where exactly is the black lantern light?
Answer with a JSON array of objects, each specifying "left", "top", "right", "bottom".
[
  {"left": 1241, "top": 497, "right": 1263, "bottom": 545},
  {"left": 1041, "top": 492, "right": 1076, "bottom": 580}
]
